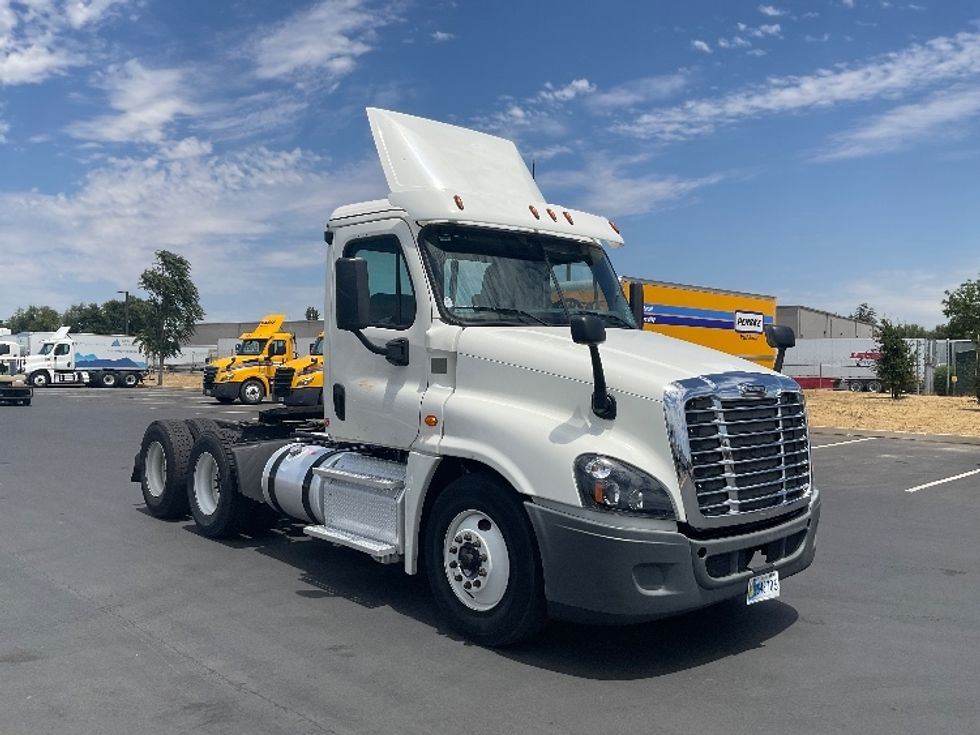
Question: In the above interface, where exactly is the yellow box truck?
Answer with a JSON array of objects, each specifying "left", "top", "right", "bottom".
[{"left": 622, "top": 278, "right": 778, "bottom": 369}]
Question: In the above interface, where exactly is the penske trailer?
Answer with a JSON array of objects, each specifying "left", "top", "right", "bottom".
[{"left": 131, "top": 109, "right": 819, "bottom": 646}]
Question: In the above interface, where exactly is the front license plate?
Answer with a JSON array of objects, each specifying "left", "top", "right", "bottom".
[{"left": 747, "top": 570, "right": 780, "bottom": 605}]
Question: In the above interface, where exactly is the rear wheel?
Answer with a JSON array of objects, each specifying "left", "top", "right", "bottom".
[
  {"left": 139, "top": 420, "right": 194, "bottom": 519},
  {"left": 187, "top": 432, "right": 270, "bottom": 538},
  {"left": 239, "top": 378, "right": 265, "bottom": 405},
  {"left": 122, "top": 372, "right": 140, "bottom": 388},
  {"left": 100, "top": 371, "right": 118, "bottom": 388},
  {"left": 424, "top": 474, "right": 546, "bottom": 647},
  {"left": 867, "top": 380, "right": 882, "bottom": 393}
]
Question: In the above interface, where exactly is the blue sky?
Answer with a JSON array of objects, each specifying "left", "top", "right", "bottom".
[{"left": 1, "top": 0, "right": 979, "bottom": 327}]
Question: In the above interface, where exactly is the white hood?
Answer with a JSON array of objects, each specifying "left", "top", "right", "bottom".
[{"left": 456, "top": 326, "right": 771, "bottom": 402}]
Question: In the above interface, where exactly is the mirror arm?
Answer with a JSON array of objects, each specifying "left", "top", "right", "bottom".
[
  {"left": 587, "top": 345, "right": 617, "bottom": 420},
  {"left": 352, "top": 329, "right": 387, "bottom": 357}
]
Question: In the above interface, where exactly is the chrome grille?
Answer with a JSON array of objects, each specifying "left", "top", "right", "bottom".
[{"left": 684, "top": 391, "right": 810, "bottom": 517}]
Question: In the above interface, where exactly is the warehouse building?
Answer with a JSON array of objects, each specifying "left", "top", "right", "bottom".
[{"left": 776, "top": 305, "right": 874, "bottom": 339}]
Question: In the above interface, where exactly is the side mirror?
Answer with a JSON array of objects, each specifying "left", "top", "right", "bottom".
[
  {"left": 234, "top": 344, "right": 242, "bottom": 354},
  {"left": 570, "top": 314, "right": 606, "bottom": 346},
  {"left": 336, "top": 258, "right": 370, "bottom": 332},
  {"left": 764, "top": 324, "right": 796, "bottom": 350},
  {"left": 627, "top": 281, "right": 645, "bottom": 329},
  {"left": 309, "top": 343, "right": 315, "bottom": 355}
]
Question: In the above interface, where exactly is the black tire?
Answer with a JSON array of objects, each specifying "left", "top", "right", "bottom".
[
  {"left": 122, "top": 372, "right": 140, "bottom": 388},
  {"left": 100, "top": 371, "right": 118, "bottom": 388},
  {"left": 28, "top": 371, "right": 48, "bottom": 388},
  {"left": 185, "top": 418, "right": 242, "bottom": 445},
  {"left": 139, "top": 420, "right": 194, "bottom": 519},
  {"left": 847, "top": 381, "right": 862, "bottom": 392},
  {"left": 423, "top": 474, "right": 546, "bottom": 647},
  {"left": 186, "top": 432, "right": 267, "bottom": 538},
  {"left": 239, "top": 378, "right": 265, "bottom": 405},
  {"left": 867, "top": 380, "right": 882, "bottom": 393}
]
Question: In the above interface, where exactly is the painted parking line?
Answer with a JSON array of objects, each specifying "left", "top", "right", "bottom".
[
  {"left": 812, "top": 437, "right": 878, "bottom": 450},
  {"left": 905, "top": 469, "right": 980, "bottom": 494}
]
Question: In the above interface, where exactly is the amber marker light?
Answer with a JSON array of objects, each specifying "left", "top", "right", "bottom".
[
  {"left": 609, "top": 220, "right": 621, "bottom": 235},
  {"left": 453, "top": 195, "right": 464, "bottom": 210},
  {"left": 546, "top": 208, "right": 558, "bottom": 221},
  {"left": 563, "top": 211, "right": 574, "bottom": 225},
  {"left": 529, "top": 205, "right": 540, "bottom": 219},
  {"left": 424, "top": 415, "right": 439, "bottom": 427}
]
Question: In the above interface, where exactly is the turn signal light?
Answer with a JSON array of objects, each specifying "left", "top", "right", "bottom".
[
  {"left": 424, "top": 415, "right": 439, "bottom": 427},
  {"left": 529, "top": 205, "right": 540, "bottom": 219},
  {"left": 563, "top": 211, "right": 574, "bottom": 225},
  {"left": 546, "top": 208, "right": 558, "bottom": 221},
  {"left": 609, "top": 220, "right": 620, "bottom": 234},
  {"left": 453, "top": 195, "right": 464, "bottom": 210}
]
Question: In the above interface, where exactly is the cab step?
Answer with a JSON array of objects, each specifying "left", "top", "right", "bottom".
[{"left": 302, "top": 524, "right": 400, "bottom": 563}]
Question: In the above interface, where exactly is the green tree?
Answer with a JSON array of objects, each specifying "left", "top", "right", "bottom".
[
  {"left": 135, "top": 250, "right": 205, "bottom": 385},
  {"left": 6, "top": 305, "right": 62, "bottom": 332},
  {"left": 874, "top": 320, "right": 917, "bottom": 399},
  {"left": 849, "top": 302, "right": 878, "bottom": 326},
  {"left": 62, "top": 302, "right": 110, "bottom": 334},
  {"left": 942, "top": 276, "right": 980, "bottom": 339},
  {"left": 891, "top": 322, "right": 929, "bottom": 338},
  {"left": 101, "top": 296, "right": 150, "bottom": 335},
  {"left": 305, "top": 305, "right": 320, "bottom": 321}
]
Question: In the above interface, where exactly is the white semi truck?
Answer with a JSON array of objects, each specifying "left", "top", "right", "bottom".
[
  {"left": 131, "top": 109, "right": 819, "bottom": 645},
  {"left": 23, "top": 327, "right": 148, "bottom": 388}
]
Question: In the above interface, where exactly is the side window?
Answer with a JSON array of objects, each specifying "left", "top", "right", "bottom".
[
  {"left": 54, "top": 343, "right": 71, "bottom": 356},
  {"left": 270, "top": 340, "right": 286, "bottom": 356},
  {"left": 345, "top": 235, "right": 416, "bottom": 329}
]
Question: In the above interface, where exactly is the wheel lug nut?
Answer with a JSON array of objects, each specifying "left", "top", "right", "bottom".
[
  {"left": 472, "top": 539, "right": 481, "bottom": 548},
  {"left": 449, "top": 561, "right": 458, "bottom": 569},
  {"left": 480, "top": 554, "right": 487, "bottom": 562},
  {"left": 463, "top": 581, "right": 472, "bottom": 590},
  {"left": 454, "top": 535, "right": 462, "bottom": 544},
  {"left": 463, "top": 533, "right": 472, "bottom": 541},
  {"left": 454, "top": 574, "right": 463, "bottom": 582},
  {"left": 473, "top": 580, "right": 481, "bottom": 588},
  {"left": 449, "top": 546, "right": 457, "bottom": 554},
  {"left": 478, "top": 568, "right": 487, "bottom": 577}
]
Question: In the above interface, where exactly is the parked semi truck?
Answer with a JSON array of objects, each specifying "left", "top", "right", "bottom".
[
  {"left": 132, "top": 109, "right": 819, "bottom": 646},
  {"left": 203, "top": 314, "right": 296, "bottom": 404},
  {"left": 0, "top": 338, "right": 32, "bottom": 405},
  {"left": 272, "top": 332, "right": 324, "bottom": 406},
  {"left": 22, "top": 327, "right": 147, "bottom": 388}
]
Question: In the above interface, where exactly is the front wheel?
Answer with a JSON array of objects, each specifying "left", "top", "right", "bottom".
[
  {"left": 424, "top": 474, "right": 546, "bottom": 647},
  {"left": 29, "top": 371, "right": 49, "bottom": 388},
  {"left": 239, "top": 378, "right": 265, "bottom": 405}
]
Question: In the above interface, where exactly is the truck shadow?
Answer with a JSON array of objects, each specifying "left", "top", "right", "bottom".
[{"left": 198, "top": 520, "right": 799, "bottom": 680}]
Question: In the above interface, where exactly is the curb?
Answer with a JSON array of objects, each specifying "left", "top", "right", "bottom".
[{"left": 810, "top": 427, "right": 980, "bottom": 447}]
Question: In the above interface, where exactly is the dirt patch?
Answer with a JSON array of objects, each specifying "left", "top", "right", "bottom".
[
  {"left": 805, "top": 390, "right": 980, "bottom": 437},
  {"left": 143, "top": 373, "right": 202, "bottom": 390}
]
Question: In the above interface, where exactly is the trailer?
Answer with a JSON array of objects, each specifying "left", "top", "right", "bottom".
[
  {"left": 131, "top": 109, "right": 820, "bottom": 646},
  {"left": 22, "top": 327, "right": 148, "bottom": 388},
  {"left": 783, "top": 338, "right": 929, "bottom": 392}
]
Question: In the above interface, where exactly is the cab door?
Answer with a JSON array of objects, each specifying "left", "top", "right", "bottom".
[{"left": 327, "top": 219, "right": 429, "bottom": 449}]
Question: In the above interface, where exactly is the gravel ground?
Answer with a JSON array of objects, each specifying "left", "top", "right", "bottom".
[{"left": 804, "top": 390, "right": 980, "bottom": 437}]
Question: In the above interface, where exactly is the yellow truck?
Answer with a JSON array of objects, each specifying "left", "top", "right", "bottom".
[
  {"left": 203, "top": 314, "right": 296, "bottom": 404},
  {"left": 622, "top": 277, "right": 779, "bottom": 369},
  {"left": 272, "top": 332, "right": 323, "bottom": 407}
]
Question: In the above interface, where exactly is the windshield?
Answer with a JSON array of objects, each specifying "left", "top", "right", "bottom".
[
  {"left": 311, "top": 336, "right": 324, "bottom": 356},
  {"left": 39, "top": 343, "right": 54, "bottom": 355},
  {"left": 239, "top": 339, "right": 267, "bottom": 356},
  {"left": 419, "top": 224, "right": 636, "bottom": 328}
]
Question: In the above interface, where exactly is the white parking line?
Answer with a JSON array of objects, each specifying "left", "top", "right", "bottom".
[
  {"left": 812, "top": 437, "right": 878, "bottom": 450},
  {"left": 905, "top": 469, "right": 980, "bottom": 494}
]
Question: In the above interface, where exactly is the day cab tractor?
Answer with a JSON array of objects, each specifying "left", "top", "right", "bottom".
[
  {"left": 203, "top": 314, "right": 296, "bottom": 404},
  {"left": 272, "top": 332, "right": 324, "bottom": 407}
]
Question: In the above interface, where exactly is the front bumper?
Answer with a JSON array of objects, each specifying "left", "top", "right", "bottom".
[
  {"left": 526, "top": 489, "right": 820, "bottom": 624},
  {"left": 280, "top": 386, "right": 321, "bottom": 406},
  {"left": 204, "top": 381, "right": 240, "bottom": 401}
]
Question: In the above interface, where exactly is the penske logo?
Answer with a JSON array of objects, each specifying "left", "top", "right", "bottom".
[{"left": 734, "top": 311, "right": 764, "bottom": 334}]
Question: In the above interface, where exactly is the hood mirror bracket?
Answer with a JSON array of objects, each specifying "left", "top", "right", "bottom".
[{"left": 570, "top": 315, "right": 617, "bottom": 421}]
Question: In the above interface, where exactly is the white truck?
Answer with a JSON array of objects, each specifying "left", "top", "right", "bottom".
[
  {"left": 131, "top": 109, "right": 820, "bottom": 645},
  {"left": 0, "top": 337, "right": 32, "bottom": 405},
  {"left": 23, "top": 327, "right": 148, "bottom": 388}
]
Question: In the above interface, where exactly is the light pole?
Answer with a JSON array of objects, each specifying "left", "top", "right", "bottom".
[{"left": 117, "top": 290, "right": 130, "bottom": 336}]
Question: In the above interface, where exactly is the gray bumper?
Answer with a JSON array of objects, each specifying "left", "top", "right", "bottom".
[
  {"left": 281, "top": 386, "right": 321, "bottom": 406},
  {"left": 205, "top": 382, "right": 239, "bottom": 401},
  {"left": 525, "top": 490, "right": 820, "bottom": 624}
]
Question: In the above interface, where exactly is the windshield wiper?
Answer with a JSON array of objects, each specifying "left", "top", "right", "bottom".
[{"left": 455, "top": 306, "right": 549, "bottom": 325}]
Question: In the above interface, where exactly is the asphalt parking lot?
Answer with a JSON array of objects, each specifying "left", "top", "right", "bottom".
[{"left": 2, "top": 388, "right": 979, "bottom": 735}]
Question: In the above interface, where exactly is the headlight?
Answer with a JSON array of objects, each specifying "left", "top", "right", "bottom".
[
  {"left": 298, "top": 376, "right": 313, "bottom": 386},
  {"left": 574, "top": 454, "right": 676, "bottom": 520}
]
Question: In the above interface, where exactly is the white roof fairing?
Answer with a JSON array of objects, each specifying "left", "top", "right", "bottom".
[{"left": 364, "top": 108, "right": 625, "bottom": 247}]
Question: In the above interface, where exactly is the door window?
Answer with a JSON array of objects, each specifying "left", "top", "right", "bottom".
[
  {"left": 344, "top": 236, "right": 416, "bottom": 329},
  {"left": 54, "top": 343, "right": 70, "bottom": 356}
]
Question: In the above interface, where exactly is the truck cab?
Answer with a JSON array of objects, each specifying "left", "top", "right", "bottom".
[
  {"left": 272, "top": 332, "right": 323, "bottom": 406},
  {"left": 203, "top": 314, "right": 296, "bottom": 404}
]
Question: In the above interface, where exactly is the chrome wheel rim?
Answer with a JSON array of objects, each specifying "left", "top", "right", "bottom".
[
  {"left": 193, "top": 452, "right": 220, "bottom": 516},
  {"left": 443, "top": 510, "right": 510, "bottom": 611},
  {"left": 145, "top": 442, "right": 167, "bottom": 498}
]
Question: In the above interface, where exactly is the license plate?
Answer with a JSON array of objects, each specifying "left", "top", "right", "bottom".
[{"left": 746, "top": 570, "right": 780, "bottom": 605}]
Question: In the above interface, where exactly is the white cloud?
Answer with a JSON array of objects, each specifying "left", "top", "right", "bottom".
[
  {"left": 65, "top": 0, "right": 127, "bottom": 28},
  {"left": 0, "top": 117, "right": 9, "bottom": 143},
  {"left": 585, "top": 74, "right": 687, "bottom": 109},
  {"left": 758, "top": 5, "right": 785, "bottom": 16},
  {"left": 159, "top": 136, "right": 213, "bottom": 160},
  {"left": 254, "top": 0, "right": 395, "bottom": 81},
  {"left": 718, "top": 36, "right": 751, "bottom": 49},
  {"left": 0, "top": 41, "right": 78, "bottom": 85},
  {"left": 538, "top": 78, "right": 595, "bottom": 103},
  {"left": 431, "top": 31, "right": 454, "bottom": 42},
  {"left": 816, "top": 85, "right": 980, "bottom": 160},
  {"left": 842, "top": 0, "right": 855, "bottom": 8},
  {"left": 691, "top": 39, "right": 712, "bottom": 53},
  {"left": 66, "top": 60, "right": 197, "bottom": 143},
  {"left": 0, "top": 147, "right": 386, "bottom": 320},
  {"left": 537, "top": 155, "right": 723, "bottom": 218},
  {"left": 805, "top": 33, "right": 831, "bottom": 43},
  {"left": 620, "top": 31, "right": 980, "bottom": 140}
]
